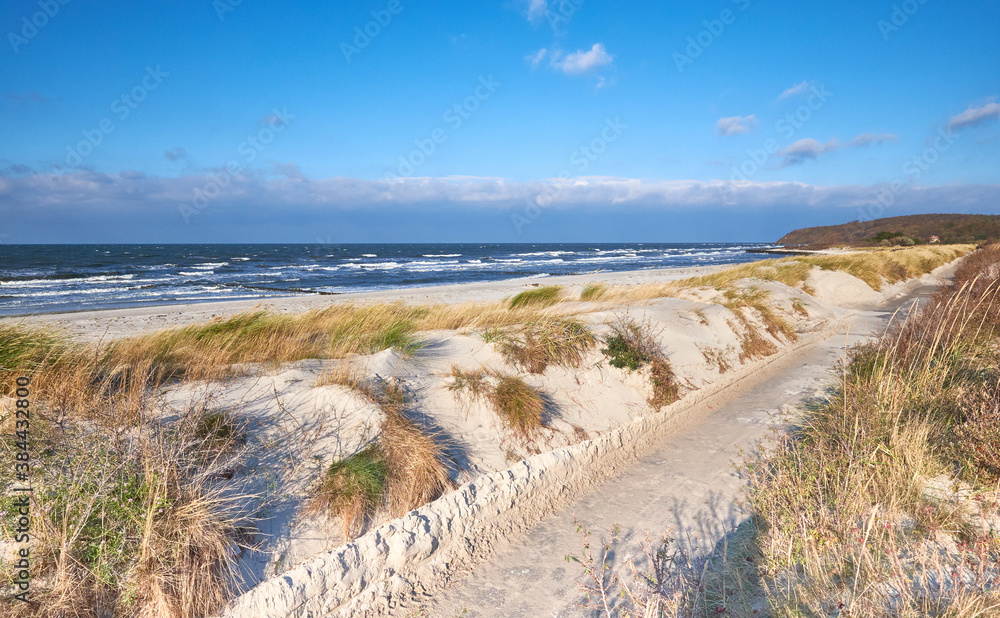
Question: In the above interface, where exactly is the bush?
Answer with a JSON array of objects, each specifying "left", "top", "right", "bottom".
[{"left": 600, "top": 316, "right": 680, "bottom": 408}]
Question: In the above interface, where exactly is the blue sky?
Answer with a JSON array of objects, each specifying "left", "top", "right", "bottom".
[{"left": 1, "top": 0, "right": 999, "bottom": 242}]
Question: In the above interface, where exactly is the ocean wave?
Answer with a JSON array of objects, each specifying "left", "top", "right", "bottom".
[{"left": 422, "top": 253, "right": 462, "bottom": 258}]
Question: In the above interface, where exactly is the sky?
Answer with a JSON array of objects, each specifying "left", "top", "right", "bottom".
[{"left": 1, "top": 0, "right": 999, "bottom": 243}]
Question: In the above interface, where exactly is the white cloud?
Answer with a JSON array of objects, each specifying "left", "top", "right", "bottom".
[
  {"left": 778, "top": 81, "right": 811, "bottom": 100},
  {"left": 948, "top": 102, "right": 1000, "bottom": 131},
  {"left": 3, "top": 169, "right": 994, "bottom": 218},
  {"left": 551, "top": 43, "right": 614, "bottom": 74},
  {"left": 779, "top": 133, "right": 898, "bottom": 167},
  {"left": 848, "top": 133, "right": 899, "bottom": 147},
  {"left": 717, "top": 115, "right": 757, "bottom": 136},
  {"left": 526, "top": 48, "right": 548, "bottom": 68}
]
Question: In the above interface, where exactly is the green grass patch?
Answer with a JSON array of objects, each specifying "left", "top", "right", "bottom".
[
  {"left": 508, "top": 285, "right": 563, "bottom": 309},
  {"left": 309, "top": 445, "right": 388, "bottom": 539},
  {"left": 579, "top": 284, "right": 607, "bottom": 302}
]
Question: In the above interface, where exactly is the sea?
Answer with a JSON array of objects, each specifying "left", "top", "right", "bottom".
[{"left": 0, "top": 243, "right": 774, "bottom": 316}]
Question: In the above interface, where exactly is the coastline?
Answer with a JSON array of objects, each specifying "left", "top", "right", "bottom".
[{"left": 0, "top": 263, "right": 734, "bottom": 341}]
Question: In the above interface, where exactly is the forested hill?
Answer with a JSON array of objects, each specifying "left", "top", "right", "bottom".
[{"left": 777, "top": 214, "right": 1000, "bottom": 247}]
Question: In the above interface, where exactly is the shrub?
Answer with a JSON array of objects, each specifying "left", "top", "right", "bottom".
[
  {"left": 600, "top": 316, "right": 680, "bottom": 408},
  {"left": 508, "top": 285, "right": 562, "bottom": 310}
]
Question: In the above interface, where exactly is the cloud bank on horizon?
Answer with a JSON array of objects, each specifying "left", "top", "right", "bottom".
[{"left": 1, "top": 0, "right": 998, "bottom": 242}]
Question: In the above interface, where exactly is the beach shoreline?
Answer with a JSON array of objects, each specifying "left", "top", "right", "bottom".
[{"left": 1, "top": 262, "right": 735, "bottom": 341}]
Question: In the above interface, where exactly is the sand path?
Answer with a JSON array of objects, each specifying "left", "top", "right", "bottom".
[{"left": 415, "top": 282, "right": 936, "bottom": 617}]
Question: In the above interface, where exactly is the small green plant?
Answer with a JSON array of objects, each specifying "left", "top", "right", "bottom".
[
  {"left": 600, "top": 316, "right": 680, "bottom": 408},
  {"left": 579, "top": 284, "right": 607, "bottom": 302},
  {"left": 508, "top": 285, "right": 562, "bottom": 310}
]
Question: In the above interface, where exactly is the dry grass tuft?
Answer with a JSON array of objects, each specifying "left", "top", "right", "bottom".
[
  {"left": 307, "top": 445, "right": 387, "bottom": 540},
  {"left": 315, "top": 378, "right": 454, "bottom": 527},
  {"left": 448, "top": 367, "right": 547, "bottom": 442},
  {"left": 508, "top": 285, "right": 563, "bottom": 309},
  {"left": 489, "top": 376, "right": 547, "bottom": 441},
  {"left": 490, "top": 318, "right": 596, "bottom": 374}
]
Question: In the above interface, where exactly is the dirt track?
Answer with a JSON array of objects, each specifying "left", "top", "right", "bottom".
[{"left": 415, "top": 284, "right": 937, "bottom": 617}]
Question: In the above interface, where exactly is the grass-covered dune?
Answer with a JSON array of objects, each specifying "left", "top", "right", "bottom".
[{"left": 0, "top": 244, "right": 977, "bottom": 617}]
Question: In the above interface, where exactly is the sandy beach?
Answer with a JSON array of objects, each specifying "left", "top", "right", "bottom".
[{"left": 1, "top": 263, "right": 735, "bottom": 341}]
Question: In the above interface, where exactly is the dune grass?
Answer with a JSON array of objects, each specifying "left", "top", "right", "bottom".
[
  {"left": 312, "top": 377, "right": 454, "bottom": 535},
  {"left": 308, "top": 445, "right": 388, "bottom": 540},
  {"left": 448, "top": 367, "right": 547, "bottom": 441},
  {"left": 489, "top": 376, "right": 546, "bottom": 441},
  {"left": 508, "top": 285, "right": 563, "bottom": 309},
  {"left": 580, "top": 283, "right": 608, "bottom": 302},
  {"left": 592, "top": 245, "right": 974, "bottom": 305},
  {"left": 0, "top": 383, "right": 251, "bottom": 617},
  {"left": 738, "top": 242, "right": 1000, "bottom": 614},
  {"left": 489, "top": 318, "right": 596, "bottom": 374}
]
